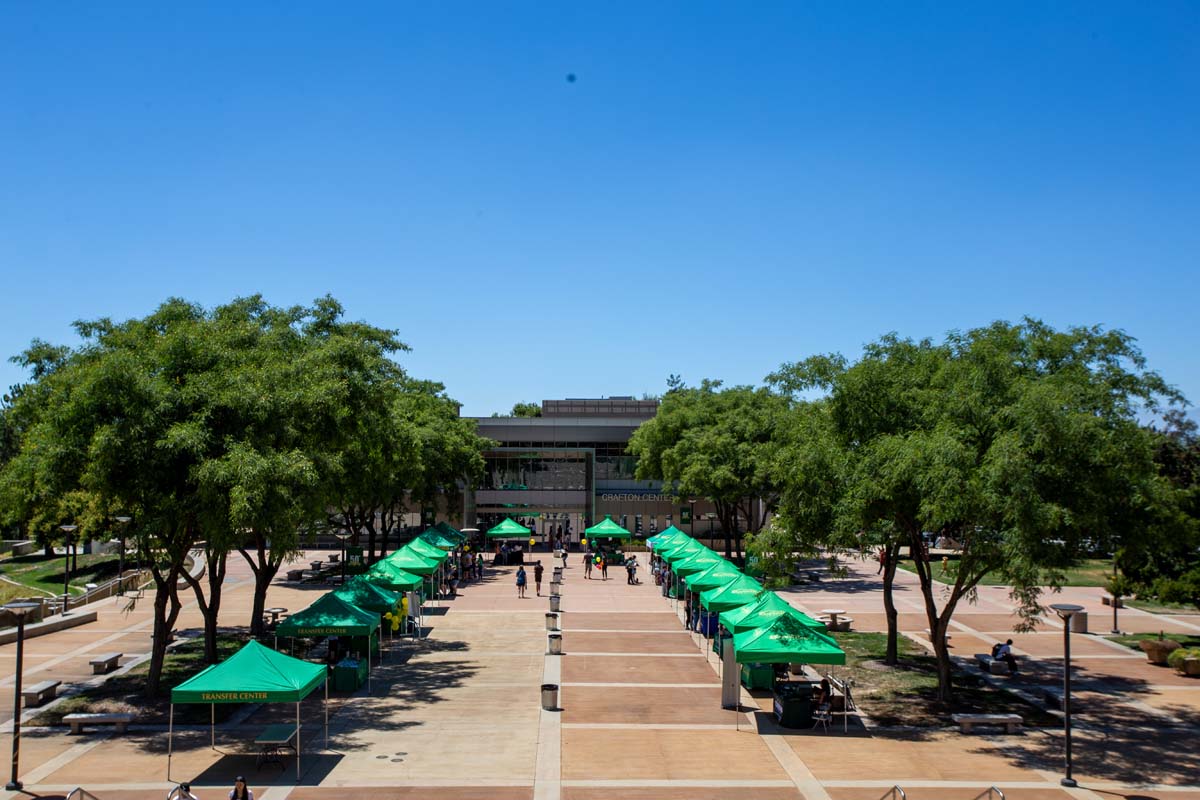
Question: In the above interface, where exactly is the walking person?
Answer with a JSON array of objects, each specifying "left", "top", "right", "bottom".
[
  {"left": 876, "top": 548, "right": 886, "bottom": 575},
  {"left": 534, "top": 561, "right": 544, "bottom": 596},
  {"left": 583, "top": 550, "right": 593, "bottom": 579},
  {"left": 515, "top": 565, "right": 528, "bottom": 598},
  {"left": 599, "top": 553, "right": 608, "bottom": 581}
]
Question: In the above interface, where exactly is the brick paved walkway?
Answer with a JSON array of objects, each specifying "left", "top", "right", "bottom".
[{"left": 0, "top": 550, "right": 1197, "bottom": 799}]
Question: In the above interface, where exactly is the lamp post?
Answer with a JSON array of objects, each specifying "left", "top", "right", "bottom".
[
  {"left": 706, "top": 512, "right": 716, "bottom": 540},
  {"left": 688, "top": 499, "right": 697, "bottom": 538},
  {"left": 1050, "top": 603, "right": 1085, "bottom": 787},
  {"left": 4, "top": 601, "right": 41, "bottom": 791},
  {"left": 58, "top": 524, "right": 78, "bottom": 614},
  {"left": 113, "top": 516, "right": 132, "bottom": 594},
  {"left": 334, "top": 531, "right": 350, "bottom": 584}
]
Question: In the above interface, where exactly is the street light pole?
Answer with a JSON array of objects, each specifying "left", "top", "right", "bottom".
[
  {"left": 1051, "top": 603, "right": 1084, "bottom": 788},
  {"left": 58, "top": 524, "right": 78, "bottom": 614},
  {"left": 4, "top": 601, "right": 40, "bottom": 791},
  {"left": 688, "top": 499, "right": 697, "bottom": 539},
  {"left": 114, "top": 516, "right": 132, "bottom": 594}
]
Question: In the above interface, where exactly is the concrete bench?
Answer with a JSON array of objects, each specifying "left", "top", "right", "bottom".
[
  {"left": 22, "top": 680, "right": 62, "bottom": 708},
  {"left": 286, "top": 569, "right": 305, "bottom": 582},
  {"left": 818, "top": 616, "right": 854, "bottom": 632},
  {"left": 951, "top": 713, "right": 1022, "bottom": 734},
  {"left": 925, "top": 628, "right": 952, "bottom": 644},
  {"left": 89, "top": 652, "right": 122, "bottom": 674},
  {"left": 1101, "top": 594, "right": 1123, "bottom": 608},
  {"left": 974, "top": 653, "right": 1011, "bottom": 675},
  {"left": 64, "top": 712, "right": 133, "bottom": 735}
]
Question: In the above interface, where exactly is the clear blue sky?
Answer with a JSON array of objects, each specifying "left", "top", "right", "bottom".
[{"left": 2, "top": 3, "right": 1197, "bottom": 417}]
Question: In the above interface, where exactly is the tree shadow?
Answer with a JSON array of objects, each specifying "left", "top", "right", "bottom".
[{"left": 984, "top": 686, "right": 1200, "bottom": 784}]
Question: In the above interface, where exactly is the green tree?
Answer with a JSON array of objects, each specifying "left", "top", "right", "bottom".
[
  {"left": 770, "top": 320, "right": 1179, "bottom": 700},
  {"left": 628, "top": 381, "right": 787, "bottom": 557}
]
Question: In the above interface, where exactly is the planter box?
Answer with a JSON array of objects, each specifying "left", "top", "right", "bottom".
[
  {"left": 1140, "top": 639, "right": 1181, "bottom": 665},
  {"left": 1183, "top": 658, "right": 1200, "bottom": 677}
]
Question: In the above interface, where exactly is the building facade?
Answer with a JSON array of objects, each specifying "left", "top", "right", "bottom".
[{"left": 464, "top": 397, "right": 720, "bottom": 543}]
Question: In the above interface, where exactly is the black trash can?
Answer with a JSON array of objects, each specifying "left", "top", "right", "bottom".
[{"left": 772, "top": 681, "right": 813, "bottom": 728}]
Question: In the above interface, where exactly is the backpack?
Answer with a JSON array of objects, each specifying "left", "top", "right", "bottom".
[{"left": 990, "top": 642, "right": 1002, "bottom": 658}]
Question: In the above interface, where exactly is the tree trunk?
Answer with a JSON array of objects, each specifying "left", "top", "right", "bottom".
[
  {"left": 907, "top": 528, "right": 965, "bottom": 702},
  {"left": 145, "top": 565, "right": 183, "bottom": 698},
  {"left": 881, "top": 543, "right": 901, "bottom": 665},
  {"left": 241, "top": 531, "right": 282, "bottom": 637},
  {"left": 181, "top": 544, "right": 227, "bottom": 665}
]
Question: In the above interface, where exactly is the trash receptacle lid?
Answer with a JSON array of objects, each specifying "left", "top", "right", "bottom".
[{"left": 541, "top": 683, "right": 559, "bottom": 690}]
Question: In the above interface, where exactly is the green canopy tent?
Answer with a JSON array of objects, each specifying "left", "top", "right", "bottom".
[
  {"left": 486, "top": 518, "right": 531, "bottom": 538},
  {"left": 732, "top": 614, "right": 845, "bottom": 665},
  {"left": 364, "top": 559, "right": 424, "bottom": 591},
  {"left": 333, "top": 576, "right": 401, "bottom": 615},
  {"left": 660, "top": 538, "right": 706, "bottom": 564},
  {"left": 433, "top": 521, "right": 467, "bottom": 543},
  {"left": 584, "top": 514, "right": 633, "bottom": 540},
  {"left": 382, "top": 547, "right": 438, "bottom": 575},
  {"left": 672, "top": 547, "right": 723, "bottom": 577},
  {"left": 404, "top": 537, "right": 449, "bottom": 563},
  {"left": 646, "top": 526, "right": 689, "bottom": 549},
  {"left": 700, "top": 573, "right": 764, "bottom": 612},
  {"left": 684, "top": 559, "right": 745, "bottom": 593},
  {"left": 277, "top": 593, "right": 382, "bottom": 692},
  {"left": 419, "top": 529, "right": 459, "bottom": 550},
  {"left": 168, "top": 640, "right": 327, "bottom": 782},
  {"left": 718, "top": 592, "right": 826, "bottom": 634}
]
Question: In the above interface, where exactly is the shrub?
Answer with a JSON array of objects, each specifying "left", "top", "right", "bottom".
[{"left": 1167, "top": 646, "right": 1200, "bottom": 671}]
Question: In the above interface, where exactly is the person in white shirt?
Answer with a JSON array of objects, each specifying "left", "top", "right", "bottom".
[{"left": 994, "top": 639, "right": 1019, "bottom": 674}]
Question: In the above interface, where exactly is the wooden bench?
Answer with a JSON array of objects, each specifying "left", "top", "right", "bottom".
[
  {"left": 22, "top": 680, "right": 62, "bottom": 708},
  {"left": 974, "top": 653, "right": 1010, "bottom": 675},
  {"left": 64, "top": 712, "right": 133, "bottom": 735},
  {"left": 1101, "top": 594, "right": 1123, "bottom": 608},
  {"left": 89, "top": 652, "right": 122, "bottom": 674},
  {"left": 255, "top": 722, "right": 298, "bottom": 770},
  {"left": 951, "top": 713, "right": 1022, "bottom": 734}
]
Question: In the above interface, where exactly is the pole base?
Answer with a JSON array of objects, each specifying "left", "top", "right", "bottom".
[
  {"left": 1061, "top": 778, "right": 1077, "bottom": 788},
  {"left": 6, "top": 781, "right": 22, "bottom": 791}
]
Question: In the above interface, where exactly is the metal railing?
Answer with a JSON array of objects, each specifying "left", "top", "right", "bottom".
[
  {"left": 67, "top": 788, "right": 101, "bottom": 800},
  {"left": 972, "top": 788, "right": 1005, "bottom": 800},
  {"left": 880, "top": 786, "right": 906, "bottom": 800}
]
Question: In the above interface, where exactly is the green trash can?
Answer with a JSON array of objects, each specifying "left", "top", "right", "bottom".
[
  {"left": 333, "top": 658, "right": 362, "bottom": 692},
  {"left": 772, "top": 681, "right": 813, "bottom": 728},
  {"left": 740, "top": 662, "right": 774, "bottom": 690}
]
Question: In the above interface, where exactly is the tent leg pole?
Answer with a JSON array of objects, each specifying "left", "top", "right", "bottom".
[
  {"left": 167, "top": 704, "right": 174, "bottom": 782},
  {"left": 211, "top": 703, "right": 215, "bottom": 749},
  {"left": 296, "top": 701, "right": 301, "bottom": 782},
  {"left": 324, "top": 679, "right": 329, "bottom": 750}
]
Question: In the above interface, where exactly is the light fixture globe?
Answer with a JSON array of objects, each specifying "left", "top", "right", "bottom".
[
  {"left": 1050, "top": 603, "right": 1084, "bottom": 620},
  {"left": 1, "top": 602, "right": 39, "bottom": 618}
]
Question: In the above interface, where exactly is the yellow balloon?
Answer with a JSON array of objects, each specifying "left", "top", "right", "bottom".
[
  {"left": 581, "top": 538, "right": 588, "bottom": 547},
  {"left": 391, "top": 620, "right": 400, "bottom": 631}
]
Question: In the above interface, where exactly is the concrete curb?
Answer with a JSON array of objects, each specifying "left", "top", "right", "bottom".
[{"left": 0, "top": 610, "right": 98, "bottom": 646}]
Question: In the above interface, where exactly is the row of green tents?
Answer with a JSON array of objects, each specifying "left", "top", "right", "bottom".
[
  {"left": 167, "top": 521, "right": 473, "bottom": 781},
  {"left": 646, "top": 526, "right": 845, "bottom": 666},
  {"left": 483, "top": 513, "right": 634, "bottom": 541}
]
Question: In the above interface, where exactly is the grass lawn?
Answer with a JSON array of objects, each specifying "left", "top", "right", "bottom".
[
  {"left": 32, "top": 634, "right": 253, "bottom": 727},
  {"left": 896, "top": 557, "right": 1113, "bottom": 588},
  {"left": 1104, "top": 632, "right": 1200, "bottom": 651},
  {"left": 0, "top": 552, "right": 123, "bottom": 597},
  {"left": 1125, "top": 598, "right": 1200, "bottom": 616},
  {"left": 826, "top": 631, "right": 1058, "bottom": 727}
]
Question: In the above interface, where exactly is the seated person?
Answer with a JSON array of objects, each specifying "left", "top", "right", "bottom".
[
  {"left": 813, "top": 677, "right": 832, "bottom": 707},
  {"left": 993, "top": 639, "right": 1019, "bottom": 673}
]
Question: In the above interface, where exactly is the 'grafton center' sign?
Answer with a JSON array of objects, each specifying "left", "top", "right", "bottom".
[{"left": 200, "top": 692, "right": 269, "bottom": 701}]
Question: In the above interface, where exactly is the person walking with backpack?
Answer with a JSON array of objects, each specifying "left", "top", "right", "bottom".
[
  {"left": 534, "top": 561, "right": 544, "bottom": 596},
  {"left": 515, "top": 566, "right": 528, "bottom": 598}
]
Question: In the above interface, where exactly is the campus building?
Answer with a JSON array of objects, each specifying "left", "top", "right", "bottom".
[{"left": 463, "top": 397, "right": 720, "bottom": 544}]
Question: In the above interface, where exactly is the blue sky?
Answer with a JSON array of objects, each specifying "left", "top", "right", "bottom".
[{"left": 2, "top": 3, "right": 1197, "bottom": 417}]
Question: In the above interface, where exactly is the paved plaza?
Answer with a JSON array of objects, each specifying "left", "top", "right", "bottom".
[{"left": 1, "top": 551, "right": 1198, "bottom": 800}]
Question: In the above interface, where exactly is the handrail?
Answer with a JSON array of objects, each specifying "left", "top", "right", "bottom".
[
  {"left": 880, "top": 786, "right": 906, "bottom": 800},
  {"left": 972, "top": 788, "right": 1005, "bottom": 800},
  {"left": 67, "top": 788, "right": 101, "bottom": 800}
]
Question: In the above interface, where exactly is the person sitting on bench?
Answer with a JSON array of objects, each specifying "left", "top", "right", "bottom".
[{"left": 992, "top": 639, "right": 1019, "bottom": 674}]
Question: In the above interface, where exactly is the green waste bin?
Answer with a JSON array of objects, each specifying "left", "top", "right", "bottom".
[
  {"left": 333, "top": 658, "right": 364, "bottom": 692},
  {"left": 740, "top": 662, "right": 774, "bottom": 691},
  {"left": 772, "top": 681, "right": 813, "bottom": 728}
]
